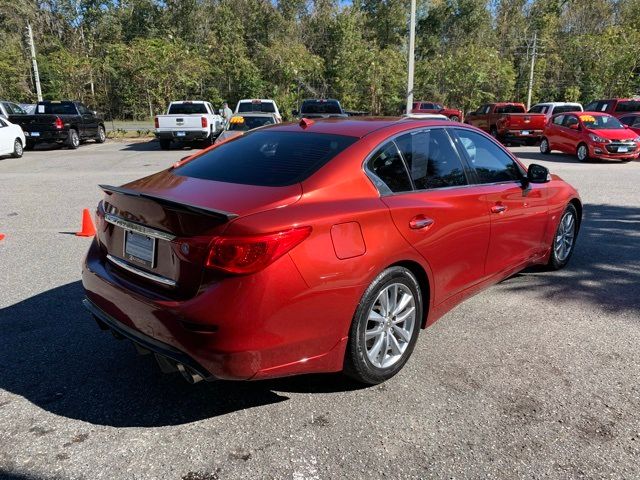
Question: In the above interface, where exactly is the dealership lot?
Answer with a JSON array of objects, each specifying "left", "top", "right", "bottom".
[{"left": 1, "top": 141, "right": 639, "bottom": 479}]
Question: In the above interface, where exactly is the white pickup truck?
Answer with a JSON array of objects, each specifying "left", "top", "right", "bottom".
[{"left": 154, "top": 101, "right": 224, "bottom": 149}]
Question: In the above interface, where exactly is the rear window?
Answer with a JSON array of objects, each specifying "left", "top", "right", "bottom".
[
  {"left": 615, "top": 101, "right": 640, "bottom": 113},
  {"left": 495, "top": 105, "right": 525, "bottom": 114},
  {"left": 301, "top": 101, "right": 342, "bottom": 114},
  {"left": 38, "top": 103, "right": 77, "bottom": 115},
  {"left": 553, "top": 105, "right": 582, "bottom": 114},
  {"left": 238, "top": 101, "right": 276, "bottom": 113},
  {"left": 228, "top": 116, "right": 275, "bottom": 131},
  {"left": 168, "top": 103, "right": 207, "bottom": 114},
  {"left": 175, "top": 131, "right": 357, "bottom": 187}
]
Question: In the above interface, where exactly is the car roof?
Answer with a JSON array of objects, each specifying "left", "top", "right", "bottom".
[
  {"left": 171, "top": 100, "right": 207, "bottom": 103},
  {"left": 535, "top": 102, "right": 582, "bottom": 106},
  {"left": 238, "top": 99, "right": 276, "bottom": 103},
  {"left": 266, "top": 116, "right": 462, "bottom": 138}
]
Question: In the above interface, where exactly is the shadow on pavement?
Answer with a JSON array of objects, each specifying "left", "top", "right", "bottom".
[
  {"left": 512, "top": 147, "right": 638, "bottom": 165},
  {"left": 507, "top": 203, "right": 640, "bottom": 313},
  {"left": 0, "top": 281, "right": 363, "bottom": 428},
  {"left": 118, "top": 139, "right": 203, "bottom": 152}
]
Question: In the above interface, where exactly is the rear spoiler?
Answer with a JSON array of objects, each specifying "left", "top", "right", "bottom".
[{"left": 99, "top": 184, "right": 238, "bottom": 222}]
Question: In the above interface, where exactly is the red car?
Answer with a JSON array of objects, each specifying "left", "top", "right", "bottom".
[
  {"left": 83, "top": 118, "right": 582, "bottom": 385},
  {"left": 540, "top": 112, "right": 640, "bottom": 162},
  {"left": 412, "top": 101, "right": 463, "bottom": 122}
]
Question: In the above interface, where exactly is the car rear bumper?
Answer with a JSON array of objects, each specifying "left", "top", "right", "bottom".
[
  {"left": 155, "top": 130, "right": 209, "bottom": 141},
  {"left": 502, "top": 130, "right": 543, "bottom": 142},
  {"left": 23, "top": 130, "right": 68, "bottom": 142},
  {"left": 82, "top": 239, "right": 354, "bottom": 381}
]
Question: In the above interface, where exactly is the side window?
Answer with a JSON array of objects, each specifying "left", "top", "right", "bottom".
[
  {"left": 562, "top": 115, "right": 578, "bottom": 128},
  {"left": 552, "top": 115, "right": 565, "bottom": 126},
  {"left": 634, "top": 117, "right": 640, "bottom": 128},
  {"left": 77, "top": 103, "right": 89, "bottom": 114},
  {"left": 3, "top": 102, "right": 14, "bottom": 115},
  {"left": 528, "top": 105, "right": 544, "bottom": 114},
  {"left": 10, "top": 103, "right": 26, "bottom": 114},
  {"left": 420, "top": 103, "right": 434, "bottom": 110},
  {"left": 584, "top": 102, "right": 598, "bottom": 111},
  {"left": 368, "top": 142, "right": 412, "bottom": 193},
  {"left": 620, "top": 116, "right": 634, "bottom": 126},
  {"left": 395, "top": 129, "right": 467, "bottom": 190},
  {"left": 483, "top": 105, "right": 492, "bottom": 114},
  {"left": 455, "top": 129, "right": 523, "bottom": 184},
  {"left": 598, "top": 102, "right": 609, "bottom": 112},
  {"left": 0, "top": 118, "right": 7, "bottom": 127}
]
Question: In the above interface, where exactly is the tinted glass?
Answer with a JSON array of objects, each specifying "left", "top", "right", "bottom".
[
  {"left": 528, "top": 105, "right": 546, "bottom": 114},
  {"left": 455, "top": 129, "right": 522, "bottom": 184},
  {"left": 634, "top": 117, "right": 640, "bottom": 128},
  {"left": 300, "top": 101, "right": 342, "bottom": 114},
  {"left": 176, "top": 131, "right": 357, "bottom": 187},
  {"left": 396, "top": 129, "right": 467, "bottom": 189},
  {"left": 553, "top": 105, "right": 582, "bottom": 114},
  {"left": 39, "top": 103, "right": 77, "bottom": 115},
  {"left": 584, "top": 102, "right": 598, "bottom": 111},
  {"left": 552, "top": 115, "right": 565, "bottom": 125},
  {"left": 495, "top": 105, "right": 525, "bottom": 114},
  {"left": 168, "top": 103, "right": 208, "bottom": 114},
  {"left": 0, "top": 118, "right": 6, "bottom": 127},
  {"left": 9, "top": 103, "right": 26, "bottom": 114},
  {"left": 614, "top": 101, "right": 640, "bottom": 113},
  {"left": 562, "top": 115, "right": 579, "bottom": 127},
  {"left": 420, "top": 103, "right": 434, "bottom": 109},
  {"left": 228, "top": 116, "right": 275, "bottom": 131},
  {"left": 579, "top": 114, "right": 624, "bottom": 130},
  {"left": 368, "top": 142, "right": 412, "bottom": 193},
  {"left": 238, "top": 102, "right": 276, "bottom": 113}
]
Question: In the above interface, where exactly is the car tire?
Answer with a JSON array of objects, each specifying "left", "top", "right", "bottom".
[
  {"left": 576, "top": 143, "right": 589, "bottom": 162},
  {"left": 96, "top": 125, "right": 106, "bottom": 143},
  {"left": 344, "top": 266, "right": 422, "bottom": 385},
  {"left": 546, "top": 203, "right": 578, "bottom": 270},
  {"left": 66, "top": 129, "right": 80, "bottom": 149},
  {"left": 159, "top": 139, "right": 171, "bottom": 150},
  {"left": 11, "top": 138, "right": 23, "bottom": 158},
  {"left": 449, "top": 115, "right": 460, "bottom": 122},
  {"left": 540, "top": 137, "right": 551, "bottom": 154}
]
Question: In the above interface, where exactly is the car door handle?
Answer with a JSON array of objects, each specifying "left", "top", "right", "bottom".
[
  {"left": 409, "top": 216, "right": 434, "bottom": 230},
  {"left": 491, "top": 204, "right": 507, "bottom": 214}
]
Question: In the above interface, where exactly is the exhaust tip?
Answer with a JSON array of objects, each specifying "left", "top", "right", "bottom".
[{"left": 176, "top": 363, "right": 203, "bottom": 384}]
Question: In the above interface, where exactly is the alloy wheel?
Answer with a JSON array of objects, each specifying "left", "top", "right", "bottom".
[
  {"left": 554, "top": 210, "right": 576, "bottom": 262},
  {"left": 540, "top": 138, "right": 549, "bottom": 154},
  {"left": 577, "top": 145, "right": 588, "bottom": 162},
  {"left": 365, "top": 283, "right": 416, "bottom": 369},
  {"left": 14, "top": 139, "right": 23, "bottom": 157}
]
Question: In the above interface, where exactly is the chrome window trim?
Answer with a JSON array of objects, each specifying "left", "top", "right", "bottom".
[
  {"left": 104, "top": 213, "right": 176, "bottom": 241},
  {"left": 106, "top": 254, "right": 176, "bottom": 287}
]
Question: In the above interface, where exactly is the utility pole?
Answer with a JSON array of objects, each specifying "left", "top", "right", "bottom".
[
  {"left": 406, "top": 0, "right": 416, "bottom": 114},
  {"left": 26, "top": 22, "right": 43, "bottom": 102},
  {"left": 526, "top": 31, "right": 537, "bottom": 111}
]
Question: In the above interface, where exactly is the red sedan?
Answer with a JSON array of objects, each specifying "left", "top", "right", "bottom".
[
  {"left": 540, "top": 112, "right": 640, "bottom": 162},
  {"left": 83, "top": 118, "right": 581, "bottom": 385}
]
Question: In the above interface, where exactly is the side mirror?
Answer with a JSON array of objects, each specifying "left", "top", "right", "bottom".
[
  {"left": 527, "top": 163, "right": 550, "bottom": 184},
  {"left": 291, "top": 109, "right": 299, "bottom": 116}
]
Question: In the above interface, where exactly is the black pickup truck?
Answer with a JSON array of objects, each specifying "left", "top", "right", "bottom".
[
  {"left": 292, "top": 98, "right": 349, "bottom": 119},
  {"left": 12, "top": 101, "right": 106, "bottom": 150}
]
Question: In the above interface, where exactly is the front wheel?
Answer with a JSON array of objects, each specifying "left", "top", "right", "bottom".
[
  {"left": 449, "top": 115, "right": 460, "bottom": 122},
  {"left": 540, "top": 137, "right": 551, "bottom": 154},
  {"left": 11, "top": 138, "right": 23, "bottom": 158},
  {"left": 344, "top": 266, "right": 422, "bottom": 384},
  {"left": 66, "top": 129, "right": 80, "bottom": 149},
  {"left": 547, "top": 204, "right": 578, "bottom": 270},
  {"left": 576, "top": 143, "right": 589, "bottom": 163}
]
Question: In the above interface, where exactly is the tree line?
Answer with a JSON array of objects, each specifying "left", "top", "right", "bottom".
[{"left": 0, "top": 0, "right": 639, "bottom": 120}]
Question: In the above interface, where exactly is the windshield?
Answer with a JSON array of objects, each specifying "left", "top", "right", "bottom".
[
  {"left": 301, "top": 101, "right": 342, "bottom": 114},
  {"left": 238, "top": 101, "right": 276, "bottom": 113},
  {"left": 175, "top": 131, "right": 357, "bottom": 187},
  {"left": 168, "top": 103, "right": 207, "bottom": 114},
  {"left": 228, "top": 116, "right": 275, "bottom": 131},
  {"left": 580, "top": 114, "right": 624, "bottom": 130},
  {"left": 38, "top": 103, "right": 77, "bottom": 115}
]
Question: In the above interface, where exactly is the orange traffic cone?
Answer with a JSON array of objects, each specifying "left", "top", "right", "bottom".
[{"left": 76, "top": 209, "right": 96, "bottom": 237}]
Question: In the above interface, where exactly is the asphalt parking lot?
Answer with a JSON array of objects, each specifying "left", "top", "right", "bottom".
[{"left": 1, "top": 140, "right": 639, "bottom": 480}]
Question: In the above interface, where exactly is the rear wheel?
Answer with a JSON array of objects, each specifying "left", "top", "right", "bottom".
[
  {"left": 96, "top": 125, "right": 106, "bottom": 143},
  {"left": 159, "top": 139, "right": 171, "bottom": 150},
  {"left": 547, "top": 204, "right": 578, "bottom": 270},
  {"left": 66, "top": 129, "right": 80, "bottom": 149},
  {"left": 576, "top": 143, "right": 589, "bottom": 162},
  {"left": 11, "top": 138, "right": 23, "bottom": 158},
  {"left": 344, "top": 266, "right": 422, "bottom": 385},
  {"left": 540, "top": 137, "right": 551, "bottom": 154},
  {"left": 449, "top": 115, "right": 460, "bottom": 122}
]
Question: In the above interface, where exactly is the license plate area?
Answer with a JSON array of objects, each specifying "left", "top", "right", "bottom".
[
  {"left": 124, "top": 230, "right": 156, "bottom": 268},
  {"left": 521, "top": 130, "right": 530, "bottom": 135},
  {"left": 176, "top": 131, "right": 186, "bottom": 137},
  {"left": 618, "top": 147, "right": 628, "bottom": 153}
]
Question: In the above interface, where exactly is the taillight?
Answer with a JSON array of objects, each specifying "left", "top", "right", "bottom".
[
  {"left": 201, "top": 116, "right": 208, "bottom": 128},
  {"left": 154, "top": 117, "right": 159, "bottom": 129},
  {"left": 205, "top": 226, "right": 312, "bottom": 274},
  {"left": 54, "top": 117, "right": 63, "bottom": 129}
]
